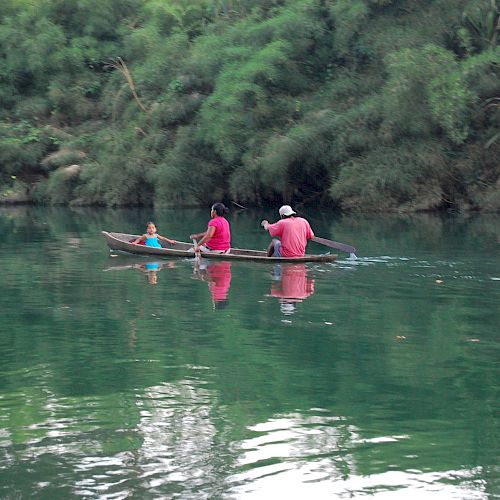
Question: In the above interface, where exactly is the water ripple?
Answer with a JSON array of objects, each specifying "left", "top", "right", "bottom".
[{"left": 227, "top": 412, "right": 490, "bottom": 499}]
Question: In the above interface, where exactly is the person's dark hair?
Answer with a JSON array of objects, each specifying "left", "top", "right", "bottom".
[
  {"left": 213, "top": 299, "right": 229, "bottom": 310},
  {"left": 147, "top": 221, "right": 157, "bottom": 228},
  {"left": 211, "top": 203, "right": 228, "bottom": 216}
]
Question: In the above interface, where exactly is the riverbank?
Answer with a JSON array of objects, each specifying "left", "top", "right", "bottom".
[{"left": 2, "top": 184, "right": 499, "bottom": 213}]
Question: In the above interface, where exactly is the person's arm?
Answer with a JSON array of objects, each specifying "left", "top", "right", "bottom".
[
  {"left": 132, "top": 234, "right": 146, "bottom": 244},
  {"left": 158, "top": 234, "right": 176, "bottom": 245},
  {"left": 261, "top": 219, "right": 282, "bottom": 237},
  {"left": 189, "top": 231, "right": 207, "bottom": 240},
  {"left": 306, "top": 222, "right": 315, "bottom": 240},
  {"left": 194, "top": 226, "right": 216, "bottom": 251}
]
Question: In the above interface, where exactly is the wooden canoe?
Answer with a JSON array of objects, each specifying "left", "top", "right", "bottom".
[{"left": 102, "top": 231, "right": 337, "bottom": 263}]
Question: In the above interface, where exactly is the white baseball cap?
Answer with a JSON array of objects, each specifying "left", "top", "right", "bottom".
[
  {"left": 280, "top": 301, "right": 296, "bottom": 315},
  {"left": 279, "top": 205, "right": 296, "bottom": 217}
]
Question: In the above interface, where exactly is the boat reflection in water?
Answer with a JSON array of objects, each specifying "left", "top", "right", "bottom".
[
  {"left": 271, "top": 264, "right": 315, "bottom": 315},
  {"left": 193, "top": 259, "right": 232, "bottom": 309}
]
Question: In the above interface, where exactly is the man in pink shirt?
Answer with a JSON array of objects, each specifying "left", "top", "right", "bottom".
[{"left": 261, "top": 205, "right": 315, "bottom": 257}]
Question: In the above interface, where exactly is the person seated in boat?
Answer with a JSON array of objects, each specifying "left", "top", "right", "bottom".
[
  {"left": 261, "top": 205, "right": 314, "bottom": 257},
  {"left": 190, "top": 203, "right": 231, "bottom": 254},
  {"left": 132, "top": 221, "right": 176, "bottom": 248}
]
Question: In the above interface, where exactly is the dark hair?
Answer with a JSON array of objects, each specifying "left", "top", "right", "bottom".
[
  {"left": 211, "top": 203, "right": 228, "bottom": 216},
  {"left": 146, "top": 221, "right": 157, "bottom": 228},
  {"left": 213, "top": 299, "right": 229, "bottom": 310}
]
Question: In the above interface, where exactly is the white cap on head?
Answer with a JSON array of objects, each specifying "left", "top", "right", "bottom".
[
  {"left": 280, "top": 301, "right": 296, "bottom": 315},
  {"left": 279, "top": 205, "right": 296, "bottom": 217}
]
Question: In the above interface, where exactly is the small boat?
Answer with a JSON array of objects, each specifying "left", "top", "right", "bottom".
[{"left": 102, "top": 231, "right": 337, "bottom": 263}]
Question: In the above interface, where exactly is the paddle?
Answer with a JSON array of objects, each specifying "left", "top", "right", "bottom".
[
  {"left": 192, "top": 238, "right": 201, "bottom": 261},
  {"left": 288, "top": 209, "right": 357, "bottom": 257},
  {"left": 311, "top": 236, "right": 356, "bottom": 256}
]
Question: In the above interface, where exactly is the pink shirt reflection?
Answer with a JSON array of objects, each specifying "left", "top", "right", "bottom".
[
  {"left": 207, "top": 261, "right": 232, "bottom": 302},
  {"left": 271, "top": 264, "right": 315, "bottom": 302}
]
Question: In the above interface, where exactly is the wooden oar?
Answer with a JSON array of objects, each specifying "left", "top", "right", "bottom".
[
  {"left": 290, "top": 209, "right": 357, "bottom": 256},
  {"left": 312, "top": 236, "right": 356, "bottom": 255},
  {"left": 193, "top": 238, "right": 201, "bottom": 261}
]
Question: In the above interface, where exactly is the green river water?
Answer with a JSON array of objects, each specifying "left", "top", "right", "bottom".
[{"left": 0, "top": 206, "right": 498, "bottom": 499}]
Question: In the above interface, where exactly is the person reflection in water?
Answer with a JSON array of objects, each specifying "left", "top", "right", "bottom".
[
  {"left": 142, "top": 262, "right": 160, "bottom": 285},
  {"left": 139, "top": 261, "right": 176, "bottom": 285},
  {"left": 271, "top": 264, "right": 315, "bottom": 315},
  {"left": 193, "top": 259, "right": 232, "bottom": 309}
]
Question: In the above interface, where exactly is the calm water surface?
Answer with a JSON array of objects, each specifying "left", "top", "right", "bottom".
[{"left": 0, "top": 207, "right": 498, "bottom": 499}]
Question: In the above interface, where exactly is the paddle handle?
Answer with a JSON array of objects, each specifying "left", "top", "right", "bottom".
[
  {"left": 193, "top": 238, "right": 201, "bottom": 260},
  {"left": 312, "top": 236, "right": 356, "bottom": 255}
]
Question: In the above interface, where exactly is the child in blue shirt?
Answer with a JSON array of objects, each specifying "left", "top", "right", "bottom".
[{"left": 132, "top": 222, "right": 176, "bottom": 248}]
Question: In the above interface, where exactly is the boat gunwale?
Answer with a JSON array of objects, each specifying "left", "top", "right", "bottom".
[{"left": 101, "top": 231, "right": 336, "bottom": 263}]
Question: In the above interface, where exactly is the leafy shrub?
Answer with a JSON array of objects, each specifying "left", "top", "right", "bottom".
[
  {"left": 1, "top": 0, "right": 498, "bottom": 212},
  {"left": 44, "top": 165, "right": 82, "bottom": 204},
  {"left": 381, "top": 44, "right": 476, "bottom": 144},
  {"left": 330, "top": 141, "right": 449, "bottom": 212},
  {"left": 41, "top": 149, "right": 87, "bottom": 169}
]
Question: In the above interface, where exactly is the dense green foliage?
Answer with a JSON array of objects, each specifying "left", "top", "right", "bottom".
[{"left": 0, "top": 0, "right": 499, "bottom": 211}]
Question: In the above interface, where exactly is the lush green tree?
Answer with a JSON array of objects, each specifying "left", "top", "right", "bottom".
[{"left": 0, "top": 0, "right": 498, "bottom": 211}]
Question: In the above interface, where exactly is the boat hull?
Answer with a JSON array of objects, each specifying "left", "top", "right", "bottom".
[{"left": 102, "top": 231, "right": 336, "bottom": 263}]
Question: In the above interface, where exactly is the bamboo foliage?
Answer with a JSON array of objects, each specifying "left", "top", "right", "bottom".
[
  {"left": 106, "top": 57, "right": 148, "bottom": 113},
  {"left": 482, "top": 97, "right": 500, "bottom": 148},
  {"left": 462, "top": 0, "right": 500, "bottom": 51},
  {"left": 0, "top": 0, "right": 498, "bottom": 211}
]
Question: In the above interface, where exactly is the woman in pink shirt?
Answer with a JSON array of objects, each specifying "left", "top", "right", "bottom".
[
  {"left": 261, "top": 205, "right": 314, "bottom": 257},
  {"left": 190, "top": 203, "right": 231, "bottom": 254}
]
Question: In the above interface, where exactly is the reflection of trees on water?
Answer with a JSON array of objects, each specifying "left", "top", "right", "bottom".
[
  {"left": 0, "top": 377, "right": 223, "bottom": 497},
  {"left": 3, "top": 206, "right": 500, "bottom": 256},
  {"left": 0, "top": 208, "right": 499, "bottom": 498},
  {"left": 133, "top": 381, "right": 221, "bottom": 495},
  {"left": 233, "top": 413, "right": 356, "bottom": 478},
  {"left": 227, "top": 413, "right": 491, "bottom": 499},
  {"left": 0, "top": 372, "right": 495, "bottom": 498}
]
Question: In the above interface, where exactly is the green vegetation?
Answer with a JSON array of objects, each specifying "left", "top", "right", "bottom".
[{"left": 0, "top": 0, "right": 499, "bottom": 211}]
